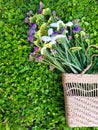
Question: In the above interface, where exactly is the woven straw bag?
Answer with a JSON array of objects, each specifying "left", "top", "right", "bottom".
[
  {"left": 62, "top": 74, "right": 98, "bottom": 127},
  {"left": 62, "top": 54, "right": 98, "bottom": 127}
]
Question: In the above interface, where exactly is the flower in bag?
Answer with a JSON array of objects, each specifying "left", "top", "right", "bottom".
[
  {"left": 73, "top": 25, "right": 81, "bottom": 33},
  {"left": 41, "top": 36, "right": 51, "bottom": 43},
  {"left": 48, "top": 28, "right": 54, "bottom": 36},
  {"left": 28, "top": 35, "right": 34, "bottom": 42},
  {"left": 68, "top": 35, "right": 72, "bottom": 40},
  {"left": 25, "top": 2, "right": 98, "bottom": 74},
  {"left": 38, "top": 1, "right": 43, "bottom": 14},
  {"left": 50, "top": 20, "right": 65, "bottom": 31},
  {"left": 66, "top": 21, "right": 73, "bottom": 27},
  {"left": 28, "top": 23, "right": 36, "bottom": 42}
]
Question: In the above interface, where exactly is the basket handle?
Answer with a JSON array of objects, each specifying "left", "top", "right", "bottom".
[
  {"left": 85, "top": 45, "right": 98, "bottom": 55},
  {"left": 81, "top": 45, "right": 98, "bottom": 74}
]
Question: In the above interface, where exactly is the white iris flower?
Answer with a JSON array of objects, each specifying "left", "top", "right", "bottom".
[
  {"left": 66, "top": 21, "right": 73, "bottom": 27},
  {"left": 41, "top": 34, "right": 66, "bottom": 44},
  {"left": 53, "top": 35, "right": 66, "bottom": 40},
  {"left": 41, "top": 36, "right": 51, "bottom": 43},
  {"left": 50, "top": 20, "right": 65, "bottom": 31},
  {"left": 50, "top": 22, "right": 57, "bottom": 27},
  {"left": 48, "top": 28, "right": 53, "bottom": 36},
  {"left": 57, "top": 20, "right": 65, "bottom": 31}
]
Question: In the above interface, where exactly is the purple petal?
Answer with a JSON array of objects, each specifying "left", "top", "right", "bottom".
[
  {"left": 52, "top": 32, "right": 58, "bottom": 36},
  {"left": 38, "top": 1, "right": 43, "bottom": 14},
  {"left": 60, "top": 28, "right": 66, "bottom": 34},
  {"left": 28, "top": 23, "right": 36, "bottom": 36},
  {"left": 24, "top": 17, "right": 29, "bottom": 23},
  {"left": 29, "top": 23, "right": 36, "bottom": 32},
  {"left": 30, "top": 23, "right": 36, "bottom": 30},
  {"left": 28, "top": 29, "right": 36, "bottom": 36},
  {"left": 31, "top": 47, "right": 39, "bottom": 55},
  {"left": 34, "top": 46, "right": 39, "bottom": 52},
  {"left": 35, "top": 55, "right": 44, "bottom": 61},
  {"left": 73, "top": 25, "right": 81, "bottom": 33},
  {"left": 28, "top": 35, "right": 34, "bottom": 42},
  {"left": 49, "top": 65, "right": 54, "bottom": 71},
  {"left": 68, "top": 35, "right": 72, "bottom": 40}
]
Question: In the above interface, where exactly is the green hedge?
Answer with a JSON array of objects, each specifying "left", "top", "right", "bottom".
[{"left": 0, "top": 0, "right": 98, "bottom": 129}]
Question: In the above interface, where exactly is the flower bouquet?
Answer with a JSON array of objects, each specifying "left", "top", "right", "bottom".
[{"left": 25, "top": 2, "right": 98, "bottom": 127}]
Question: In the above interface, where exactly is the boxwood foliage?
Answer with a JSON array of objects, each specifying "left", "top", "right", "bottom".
[{"left": 0, "top": 0, "right": 98, "bottom": 130}]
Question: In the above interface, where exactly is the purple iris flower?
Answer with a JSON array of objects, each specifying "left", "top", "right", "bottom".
[
  {"left": 28, "top": 23, "right": 36, "bottom": 36},
  {"left": 28, "top": 29, "right": 36, "bottom": 36},
  {"left": 34, "top": 46, "right": 39, "bottom": 52},
  {"left": 73, "top": 25, "right": 81, "bottom": 33},
  {"left": 31, "top": 46, "right": 39, "bottom": 55},
  {"left": 28, "top": 35, "right": 34, "bottom": 42},
  {"left": 35, "top": 55, "right": 43, "bottom": 61},
  {"left": 28, "top": 23, "right": 36, "bottom": 42},
  {"left": 29, "top": 47, "right": 39, "bottom": 60},
  {"left": 38, "top": 1, "right": 43, "bottom": 14},
  {"left": 68, "top": 35, "right": 72, "bottom": 40}
]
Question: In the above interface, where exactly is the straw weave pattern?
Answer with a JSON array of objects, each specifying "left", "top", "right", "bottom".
[{"left": 62, "top": 74, "right": 98, "bottom": 127}]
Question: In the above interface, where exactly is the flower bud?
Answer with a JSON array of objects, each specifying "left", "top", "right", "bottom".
[
  {"left": 44, "top": 43, "right": 52, "bottom": 48},
  {"left": 85, "top": 39, "right": 90, "bottom": 43},
  {"left": 75, "top": 34, "right": 79, "bottom": 38},
  {"left": 42, "top": 8, "right": 51, "bottom": 16},
  {"left": 80, "top": 31, "right": 86, "bottom": 36}
]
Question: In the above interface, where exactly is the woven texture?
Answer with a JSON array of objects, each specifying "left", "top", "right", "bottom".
[{"left": 62, "top": 74, "right": 98, "bottom": 127}]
